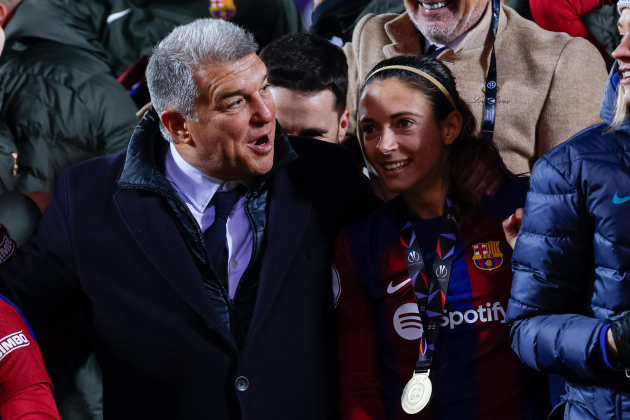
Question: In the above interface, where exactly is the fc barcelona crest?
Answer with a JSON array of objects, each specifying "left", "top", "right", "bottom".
[
  {"left": 209, "top": 0, "right": 236, "bottom": 20},
  {"left": 471, "top": 241, "right": 503, "bottom": 271}
]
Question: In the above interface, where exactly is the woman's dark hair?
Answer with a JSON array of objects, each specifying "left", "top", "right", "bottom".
[{"left": 360, "top": 55, "right": 507, "bottom": 226}]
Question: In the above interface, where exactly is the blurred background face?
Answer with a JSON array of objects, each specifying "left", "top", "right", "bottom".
[
  {"left": 183, "top": 53, "right": 276, "bottom": 180},
  {"left": 359, "top": 79, "right": 450, "bottom": 193},
  {"left": 404, "top": 0, "right": 488, "bottom": 45},
  {"left": 614, "top": 8, "right": 630, "bottom": 105},
  {"left": 270, "top": 86, "right": 348, "bottom": 143}
]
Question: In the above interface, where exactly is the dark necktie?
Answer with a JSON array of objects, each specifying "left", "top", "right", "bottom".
[
  {"left": 426, "top": 44, "right": 447, "bottom": 58},
  {"left": 203, "top": 187, "right": 241, "bottom": 291}
]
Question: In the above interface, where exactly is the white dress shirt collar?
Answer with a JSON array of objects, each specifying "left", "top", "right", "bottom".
[
  {"left": 423, "top": 30, "right": 468, "bottom": 55},
  {"left": 165, "top": 142, "right": 242, "bottom": 214}
]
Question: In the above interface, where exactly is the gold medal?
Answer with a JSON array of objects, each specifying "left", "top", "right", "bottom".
[{"left": 401, "top": 371, "right": 432, "bottom": 414}]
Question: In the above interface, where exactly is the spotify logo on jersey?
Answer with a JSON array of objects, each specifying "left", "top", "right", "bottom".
[{"left": 393, "top": 303, "right": 423, "bottom": 340}]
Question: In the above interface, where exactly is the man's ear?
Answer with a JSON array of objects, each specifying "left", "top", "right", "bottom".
[
  {"left": 0, "top": 3, "right": 9, "bottom": 28},
  {"left": 160, "top": 110, "right": 192, "bottom": 144},
  {"left": 337, "top": 108, "right": 350, "bottom": 143},
  {"left": 442, "top": 110, "right": 463, "bottom": 146}
]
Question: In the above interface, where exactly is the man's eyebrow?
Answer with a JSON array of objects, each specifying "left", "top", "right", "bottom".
[
  {"left": 299, "top": 128, "right": 328, "bottom": 137},
  {"left": 216, "top": 89, "right": 248, "bottom": 103},
  {"left": 216, "top": 75, "right": 268, "bottom": 103}
]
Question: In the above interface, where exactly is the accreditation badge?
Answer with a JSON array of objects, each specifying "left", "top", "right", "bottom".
[{"left": 401, "top": 371, "right": 432, "bottom": 414}]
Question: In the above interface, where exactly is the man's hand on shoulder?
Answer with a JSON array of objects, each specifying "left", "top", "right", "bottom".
[{"left": 466, "top": 159, "right": 504, "bottom": 197}]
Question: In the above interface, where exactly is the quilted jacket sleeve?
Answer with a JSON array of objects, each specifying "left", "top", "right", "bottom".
[{"left": 506, "top": 155, "right": 608, "bottom": 380}]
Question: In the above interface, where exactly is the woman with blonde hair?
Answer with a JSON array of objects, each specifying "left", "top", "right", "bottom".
[{"left": 506, "top": 3, "right": 630, "bottom": 419}]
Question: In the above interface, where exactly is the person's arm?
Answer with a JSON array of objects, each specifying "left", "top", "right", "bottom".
[
  {"left": 333, "top": 232, "right": 385, "bottom": 420},
  {"left": 506, "top": 156, "right": 608, "bottom": 380},
  {"left": 77, "top": 75, "right": 139, "bottom": 156},
  {"left": 0, "top": 120, "right": 18, "bottom": 194},
  {"left": 0, "top": 169, "right": 82, "bottom": 333},
  {"left": 0, "top": 383, "right": 60, "bottom": 420},
  {"left": 536, "top": 37, "right": 607, "bottom": 159},
  {"left": 0, "top": 300, "right": 60, "bottom": 418}
]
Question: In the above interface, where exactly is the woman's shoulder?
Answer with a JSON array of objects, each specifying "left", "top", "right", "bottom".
[
  {"left": 529, "top": 123, "right": 630, "bottom": 193},
  {"left": 540, "top": 122, "right": 629, "bottom": 171}
]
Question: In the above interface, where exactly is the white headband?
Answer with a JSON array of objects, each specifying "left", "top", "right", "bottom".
[{"left": 619, "top": 0, "right": 630, "bottom": 13}]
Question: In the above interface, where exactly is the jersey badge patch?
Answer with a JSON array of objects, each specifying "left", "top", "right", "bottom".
[
  {"left": 209, "top": 0, "right": 236, "bottom": 20},
  {"left": 472, "top": 241, "right": 503, "bottom": 271}
]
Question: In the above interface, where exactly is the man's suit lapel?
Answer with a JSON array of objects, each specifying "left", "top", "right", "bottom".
[
  {"left": 246, "top": 167, "right": 311, "bottom": 342},
  {"left": 114, "top": 189, "right": 238, "bottom": 352}
]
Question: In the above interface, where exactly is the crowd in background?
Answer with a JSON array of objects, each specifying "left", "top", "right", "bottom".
[{"left": 0, "top": 0, "right": 624, "bottom": 418}]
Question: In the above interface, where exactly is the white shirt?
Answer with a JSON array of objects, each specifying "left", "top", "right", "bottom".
[
  {"left": 164, "top": 143, "right": 253, "bottom": 299},
  {"left": 423, "top": 31, "right": 468, "bottom": 55}
]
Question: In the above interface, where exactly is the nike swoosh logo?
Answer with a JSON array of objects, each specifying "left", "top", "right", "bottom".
[
  {"left": 613, "top": 192, "right": 630, "bottom": 205},
  {"left": 107, "top": 8, "right": 132, "bottom": 24},
  {"left": 387, "top": 278, "right": 411, "bottom": 294}
]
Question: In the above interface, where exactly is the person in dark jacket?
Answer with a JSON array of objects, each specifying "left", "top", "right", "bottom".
[
  {"left": 0, "top": 18, "right": 376, "bottom": 419},
  {"left": 0, "top": 0, "right": 234, "bottom": 195},
  {"left": 0, "top": 0, "right": 139, "bottom": 194},
  {"left": 506, "top": 5, "right": 630, "bottom": 419}
]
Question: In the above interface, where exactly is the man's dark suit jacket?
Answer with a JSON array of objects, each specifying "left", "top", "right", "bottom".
[{"left": 0, "top": 112, "right": 377, "bottom": 419}]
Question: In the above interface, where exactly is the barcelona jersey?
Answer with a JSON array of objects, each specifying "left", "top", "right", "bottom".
[{"left": 333, "top": 177, "right": 550, "bottom": 420}]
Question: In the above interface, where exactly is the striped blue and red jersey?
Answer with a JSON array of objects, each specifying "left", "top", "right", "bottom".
[{"left": 333, "top": 177, "right": 550, "bottom": 420}]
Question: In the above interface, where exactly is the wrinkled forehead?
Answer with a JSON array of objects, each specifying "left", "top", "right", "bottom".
[{"left": 194, "top": 53, "right": 267, "bottom": 100}]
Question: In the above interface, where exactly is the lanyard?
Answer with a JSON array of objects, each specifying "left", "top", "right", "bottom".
[
  {"left": 399, "top": 198, "right": 461, "bottom": 373},
  {"left": 481, "top": 0, "right": 500, "bottom": 141}
]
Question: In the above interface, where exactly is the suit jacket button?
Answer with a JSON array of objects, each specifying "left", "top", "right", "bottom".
[{"left": 235, "top": 376, "right": 249, "bottom": 391}]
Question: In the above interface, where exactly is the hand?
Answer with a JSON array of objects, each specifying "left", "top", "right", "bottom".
[
  {"left": 502, "top": 208, "right": 523, "bottom": 249},
  {"left": 611, "top": 312, "right": 630, "bottom": 368},
  {"left": 466, "top": 159, "right": 504, "bottom": 197},
  {"left": 26, "top": 191, "right": 52, "bottom": 213},
  {"left": 313, "top": 0, "right": 326, "bottom": 10},
  {"left": 606, "top": 328, "right": 618, "bottom": 359}
]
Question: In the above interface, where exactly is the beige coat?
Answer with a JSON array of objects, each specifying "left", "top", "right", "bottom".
[{"left": 344, "top": 3, "right": 608, "bottom": 175}]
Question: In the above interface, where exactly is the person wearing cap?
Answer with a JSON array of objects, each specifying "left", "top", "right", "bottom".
[
  {"left": 343, "top": 0, "right": 608, "bottom": 200},
  {"left": 506, "top": 3, "right": 630, "bottom": 418}
]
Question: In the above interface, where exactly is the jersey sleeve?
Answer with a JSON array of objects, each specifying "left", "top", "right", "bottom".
[
  {"left": 0, "top": 296, "right": 53, "bottom": 407},
  {"left": 0, "top": 383, "right": 59, "bottom": 419},
  {"left": 333, "top": 231, "right": 385, "bottom": 420}
]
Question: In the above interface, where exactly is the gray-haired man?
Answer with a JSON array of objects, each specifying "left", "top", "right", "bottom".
[{"left": 0, "top": 18, "right": 376, "bottom": 419}]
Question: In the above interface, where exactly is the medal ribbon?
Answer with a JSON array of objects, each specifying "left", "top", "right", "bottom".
[
  {"left": 399, "top": 198, "right": 461, "bottom": 373},
  {"left": 481, "top": 0, "right": 500, "bottom": 141}
]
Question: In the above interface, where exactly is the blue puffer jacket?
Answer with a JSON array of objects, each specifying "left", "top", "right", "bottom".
[{"left": 507, "top": 62, "right": 630, "bottom": 420}]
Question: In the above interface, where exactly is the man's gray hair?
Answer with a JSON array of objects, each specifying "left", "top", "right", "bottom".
[{"left": 146, "top": 18, "right": 258, "bottom": 142}]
